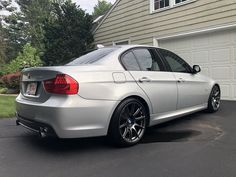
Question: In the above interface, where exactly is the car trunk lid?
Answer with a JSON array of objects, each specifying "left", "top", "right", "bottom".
[
  {"left": 20, "top": 65, "right": 113, "bottom": 102},
  {"left": 21, "top": 68, "right": 60, "bottom": 103}
]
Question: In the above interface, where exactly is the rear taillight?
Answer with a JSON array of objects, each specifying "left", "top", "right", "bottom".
[{"left": 43, "top": 74, "right": 78, "bottom": 95}]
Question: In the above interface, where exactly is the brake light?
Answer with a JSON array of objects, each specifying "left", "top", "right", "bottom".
[{"left": 43, "top": 74, "right": 78, "bottom": 95}]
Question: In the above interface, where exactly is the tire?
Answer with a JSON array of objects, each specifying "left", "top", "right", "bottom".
[
  {"left": 108, "top": 98, "right": 148, "bottom": 147},
  {"left": 207, "top": 85, "right": 221, "bottom": 113}
]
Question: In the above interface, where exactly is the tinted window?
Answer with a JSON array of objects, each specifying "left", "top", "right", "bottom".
[
  {"left": 67, "top": 48, "right": 116, "bottom": 65},
  {"left": 133, "top": 49, "right": 161, "bottom": 71},
  {"left": 121, "top": 52, "right": 140, "bottom": 71},
  {"left": 159, "top": 49, "right": 192, "bottom": 73}
]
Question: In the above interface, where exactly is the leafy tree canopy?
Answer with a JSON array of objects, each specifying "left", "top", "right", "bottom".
[
  {"left": 92, "top": 0, "right": 112, "bottom": 19},
  {"left": 0, "top": 0, "right": 16, "bottom": 12},
  {"left": 1, "top": 0, "right": 52, "bottom": 63},
  {"left": 16, "top": 0, "right": 53, "bottom": 52},
  {"left": 43, "top": 1, "right": 94, "bottom": 65},
  {"left": 1, "top": 12, "right": 28, "bottom": 63},
  {"left": 0, "top": 25, "right": 7, "bottom": 63},
  {"left": 1, "top": 0, "right": 94, "bottom": 67},
  {"left": 0, "top": 0, "right": 18, "bottom": 63}
]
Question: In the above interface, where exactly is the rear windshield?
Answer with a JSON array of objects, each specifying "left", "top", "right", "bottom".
[{"left": 66, "top": 48, "right": 117, "bottom": 65}]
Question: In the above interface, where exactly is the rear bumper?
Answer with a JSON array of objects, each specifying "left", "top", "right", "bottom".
[
  {"left": 15, "top": 94, "right": 119, "bottom": 138},
  {"left": 16, "top": 114, "right": 56, "bottom": 137}
]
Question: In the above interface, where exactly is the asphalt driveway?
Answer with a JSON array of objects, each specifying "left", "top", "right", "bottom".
[{"left": 0, "top": 101, "right": 235, "bottom": 177}]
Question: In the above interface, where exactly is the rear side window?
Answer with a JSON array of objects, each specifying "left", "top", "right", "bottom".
[
  {"left": 132, "top": 48, "right": 162, "bottom": 71},
  {"left": 67, "top": 48, "right": 116, "bottom": 65},
  {"left": 121, "top": 51, "right": 140, "bottom": 71}
]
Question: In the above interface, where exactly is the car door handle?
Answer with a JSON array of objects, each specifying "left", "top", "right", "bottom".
[
  {"left": 177, "top": 78, "right": 185, "bottom": 83},
  {"left": 139, "top": 77, "right": 151, "bottom": 83}
]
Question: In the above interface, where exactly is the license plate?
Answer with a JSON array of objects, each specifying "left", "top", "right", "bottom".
[{"left": 26, "top": 82, "right": 37, "bottom": 95}]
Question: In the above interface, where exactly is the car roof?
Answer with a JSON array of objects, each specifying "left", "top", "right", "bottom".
[{"left": 103, "top": 45, "right": 167, "bottom": 51}]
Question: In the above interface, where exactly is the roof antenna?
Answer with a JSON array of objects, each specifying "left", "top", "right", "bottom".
[{"left": 97, "top": 44, "right": 104, "bottom": 49}]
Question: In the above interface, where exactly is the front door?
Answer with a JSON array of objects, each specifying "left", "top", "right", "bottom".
[
  {"left": 158, "top": 48, "right": 209, "bottom": 109},
  {"left": 121, "top": 48, "right": 178, "bottom": 115}
]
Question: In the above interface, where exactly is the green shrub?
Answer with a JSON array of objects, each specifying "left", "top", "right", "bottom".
[
  {"left": 0, "top": 87, "right": 8, "bottom": 94},
  {"left": 0, "top": 77, "right": 3, "bottom": 87},
  {"left": 1, "top": 72, "right": 21, "bottom": 90},
  {"left": 3, "top": 43, "right": 43, "bottom": 74},
  {"left": 0, "top": 65, "right": 4, "bottom": 77}
]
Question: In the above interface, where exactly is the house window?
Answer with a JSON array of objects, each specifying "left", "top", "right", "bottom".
[
  {"left": 113, "top": 40, "right": 130, "bottom": 46},
  {"left": 152, "top": 0, "right": 192, "bottom": 11},
  {"left": 154, "top": 0, "right": 169, "bottom": 10},
  {"left": 176, "top": 0, "right": 187, "bottom": 4}
]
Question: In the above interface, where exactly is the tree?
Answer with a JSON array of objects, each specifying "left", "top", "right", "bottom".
[
  {"left": 0, "top": 0, "right": 16, "bottom": 11},
  {"left": 0, "top": 25, "right": 7, "bottom": 63},
  {"left": 2, "top": 12, "right": 28, "bottom": 63},
  {"left": 43, "top": 1, "right": 94, "bottom": 65},
  {"left": 92, "top": 0, "right": 112, "bottom": 19},
  {"left": 0, "top": 0, "right": 17, "bottom": 22},
  {"left": 16, "top": 0, "right": 53, "bottom": 53},
  {"left": 0, "top": 0, "right": 18, "bottom": 63},
  {"left": 0, "top": 0, "right": 53, "bottom": 63}
]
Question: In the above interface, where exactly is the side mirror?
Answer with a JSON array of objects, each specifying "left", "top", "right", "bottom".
[{"left": 193, "top": 65, "right": 201, "bottom": 74}]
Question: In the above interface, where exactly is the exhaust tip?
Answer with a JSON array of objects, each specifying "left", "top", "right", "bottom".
[
  {"left": 39, "top": 127, "right": 48, "bottom": 138},
  {"left": 16, "top": 120, "right": 20, "bottom": 126}
]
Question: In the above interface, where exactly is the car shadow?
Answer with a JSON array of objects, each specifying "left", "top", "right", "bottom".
[
  {"left": 141, "top": 111, "right": 204, "bottom": 144},
  {"left": 142, "top": 129, "right": 201, "bottom": 144}
]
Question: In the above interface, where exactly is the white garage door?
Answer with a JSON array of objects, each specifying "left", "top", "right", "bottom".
[{"left": 158, "top": 29, "right": 236, "bottom": 100}]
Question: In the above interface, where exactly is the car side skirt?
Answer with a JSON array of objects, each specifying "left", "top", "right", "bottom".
[{"left": 149, "top": 103, "right": 208, "bottom": 126}]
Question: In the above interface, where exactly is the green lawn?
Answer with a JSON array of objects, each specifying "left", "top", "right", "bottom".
[{"left": 0, "top": 95, "right": 17, "bottom": 118}]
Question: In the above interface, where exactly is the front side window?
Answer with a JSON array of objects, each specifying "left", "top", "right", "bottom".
[
  {"left": 132, "top": 49, "right": 162, "bottom": 71},
  {"left": 159, "top": 49, "right": 192, "bottom": 73}
]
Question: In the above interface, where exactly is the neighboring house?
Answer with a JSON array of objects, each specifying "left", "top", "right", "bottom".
[{"left": 94, "top": 0, "right": 236, "bottom": 100}]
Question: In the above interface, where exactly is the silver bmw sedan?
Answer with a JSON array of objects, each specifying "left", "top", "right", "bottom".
[{"left": 16, "top": 45, "right": 221, "bottom": 146}]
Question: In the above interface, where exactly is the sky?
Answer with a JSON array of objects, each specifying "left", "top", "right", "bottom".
[{"left": 73, "top": 0, "right": 116, "bottom": 14}]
